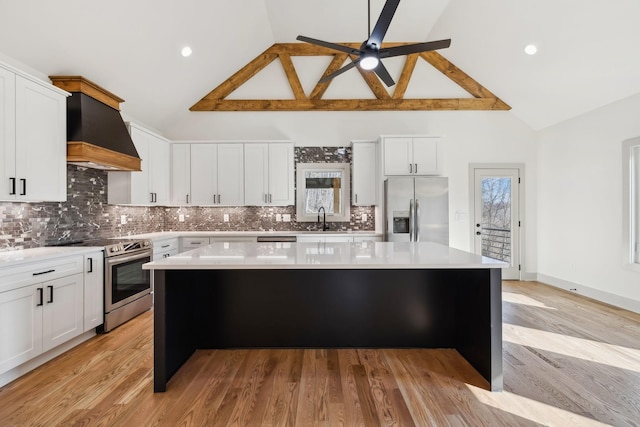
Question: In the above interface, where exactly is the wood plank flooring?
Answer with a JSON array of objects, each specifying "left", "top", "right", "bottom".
[{"left": 1, "top": 281, "right": 640, "bottom": 426}]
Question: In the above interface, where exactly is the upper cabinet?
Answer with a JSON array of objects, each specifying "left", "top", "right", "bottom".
[
  {"left": 351, "top": 141, "right": 378, "bottom": 206},
  {"left": 108, "top": 123, "right": 170, "bottom": 205},
  {"left": 0, "top": 63, "right": 68, "bottom": 202},
  {"left": 170, "top": 143, "right": 244, "bottom": 206},
  {"left": 244, "top": 142, "right": 294, "bottom": 206},
  {"left": 382, "top": 136, "right": 441, "bottom": 176}
]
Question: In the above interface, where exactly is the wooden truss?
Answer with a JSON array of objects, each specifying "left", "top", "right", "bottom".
[{"left": 190, "top": 43, "right": 510, "bottom": 112}]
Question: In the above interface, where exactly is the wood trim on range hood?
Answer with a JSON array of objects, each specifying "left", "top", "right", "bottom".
[{"left": 50, "top": 76, "right": 141, "bottom": 171}]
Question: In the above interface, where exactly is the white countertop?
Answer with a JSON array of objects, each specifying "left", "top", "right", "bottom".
[
  {"left": 0, "top": 246, "right": 103, "bottom": 268},
  {"left": 143, "top": 241, "right": 507, "bottom": 270},
  {"left": 120, "top": 230, "right": 382, "bottom": 240}
]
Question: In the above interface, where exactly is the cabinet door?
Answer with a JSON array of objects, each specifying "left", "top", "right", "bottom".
[
  {"left": 128, "top": 126, "right": 151, "bottom": 203},
  {"left": 244, "top": 144, "right": 269, "bottom": 205},
  {"left": 83, "top": 252, "right": 104, "bottom": 332},
  {"left": 190, "top": 144, "right": 218, "bottom": 205},
  {"left": 352, "top": 142, "right": 377, "bottom": 205},
  {"left": 149, "top": 135, "right": 170, "bottom": 204},
  {"left": 0, "top": 285, "right": 43, "bottom": 374},
  {"left": 412, "top": 137, "right": 439, "bottom": 175},
  {"left": 171, "top": 144, "right": 191, "bottom": 205},
  {"left": 383, "top": 137, "right": 413, "bottom": 176},
  {"left": 217, "top": 144, "right": 244, "bottom": 205},
  {"left": 15, "top": 76, "right": 67, "bottom": 201},
  {"left": 268, "top": 143, "right": 294, "bottom": 205},
  {"left": 42, "top": 274, "right": 84, "bottom": 353},
  {"left": 0, "top": 67, "right": 16, "bottom": 201}
]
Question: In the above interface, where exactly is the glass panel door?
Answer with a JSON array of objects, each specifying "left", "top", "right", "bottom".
[{"left": 473, "top": 168, "right": 520, "bottom": 280}]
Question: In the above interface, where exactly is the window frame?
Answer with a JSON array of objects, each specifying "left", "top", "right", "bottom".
[
  {"left": 622, "top": 137, "right": 640, "bottom": 271},
  {"left": 296, "top": 163, "right": 351, "bottom": 222}
]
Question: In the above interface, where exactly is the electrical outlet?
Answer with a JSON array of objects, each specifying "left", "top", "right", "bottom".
[
  {"left": 179, "top": 214, "right": 185, "bottom": 222},
  {"left": 276, "top": 214, "right": 282, "bottom": 222},
  {"left": 362, "top": 213, "right": 368, "bottom": 222},
  {"left": 223, "top": 213, "right": 229, "bottom": 222},
  {"left": 282, "top": 214, "right": 291, "bottom": 222},
  {"left": 120, "top": 215, "right": 127, "bottom": 225}
]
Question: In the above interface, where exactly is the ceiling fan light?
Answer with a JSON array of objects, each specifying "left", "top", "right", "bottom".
[{"left": 360, "top": 55, "right": 379, "bottom": 70}]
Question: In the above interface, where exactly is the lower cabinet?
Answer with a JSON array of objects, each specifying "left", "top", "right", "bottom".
[
  {"left": 0, "top": 272, "right": 84, "bottom": 374},
  {"left": 153, "top": 238, "right": 179, "bottom": 260},
  {"left": 83, "top": 251, "right": 104, "bottom": 332}
]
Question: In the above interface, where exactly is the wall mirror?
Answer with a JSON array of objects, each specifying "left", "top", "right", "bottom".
[{"left": 296, "top": 163, "right": 350, "bottom": 222}]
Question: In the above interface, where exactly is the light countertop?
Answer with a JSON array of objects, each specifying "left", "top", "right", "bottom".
[
  {"left": 0, "top": 246, "right": 103, "bottom": 268},
  {"left": 143, "top": 241, "right": 506, "bottom": 270},
  {"left": 119, "top": 230, "right": 382, "bottom": 240}
]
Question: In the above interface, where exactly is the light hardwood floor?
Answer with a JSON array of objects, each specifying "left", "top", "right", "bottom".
[{"left": 1, "top": 281, "right": 639, "bottom": 426}]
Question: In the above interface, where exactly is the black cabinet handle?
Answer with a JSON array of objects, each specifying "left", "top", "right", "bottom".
[
  {"left": 161, "top": 244, "right": 170, "bottom": 248},
  {"left": 9, "top": 177, "right": 16, "bottom": 195},
  {"left": 47, "top": 285, "right": 54, "bottom": 303},
  {"left": 33, "top": 269, "right": 55, "bottom": 276},
  {"left": 186, "top": 194, "right": 189, "bottom": 204},
  {"left": 37, "top": 288, "right": 43, "bottom": 307},
  {"left": 476, "top": 231, "right": 481, "bottom": 235},
  {"left": 20, "top": 178, "right": 26, "bottom": 195},
  {"left": 88, "top": 257, "right": 93, "bottom": 273}
]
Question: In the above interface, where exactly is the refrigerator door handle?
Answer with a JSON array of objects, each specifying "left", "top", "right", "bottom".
[
  {"left": 409, "top": 199, "right": 414, "bottom": 242},
  {"left": 415, "top": 199, "right": 420, "bottom": 241}
]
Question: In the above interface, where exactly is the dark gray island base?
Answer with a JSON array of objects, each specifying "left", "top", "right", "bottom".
[{"left": 153, "top": 267, "right": 502, "bottom": 392}]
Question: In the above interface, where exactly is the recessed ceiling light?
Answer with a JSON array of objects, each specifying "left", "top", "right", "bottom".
[
  {"left": 524, "top": 44, "right": 538, "bottom": 55},
  {"left": 181, "top": 46, "right": 193, "bottom": 57}
]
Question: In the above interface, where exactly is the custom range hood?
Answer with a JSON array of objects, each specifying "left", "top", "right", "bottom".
[{"left": 49, "top": 76, "right": 141, "bottom": 171}]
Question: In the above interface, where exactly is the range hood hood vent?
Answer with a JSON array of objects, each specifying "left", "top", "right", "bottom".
[{"left": 50, "top": 76, "right": 141, "bottom": 171}]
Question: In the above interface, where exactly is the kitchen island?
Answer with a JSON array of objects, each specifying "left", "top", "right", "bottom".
[{"left": 144, "top": 241, "right": 505, "bottom": 392}]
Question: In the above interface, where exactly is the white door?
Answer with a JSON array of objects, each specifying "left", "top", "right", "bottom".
[
  {"left": 149, "top": 136, "right": 170, "bottom": 204},
  {"left": 473, "top": 167, "right": 521, "bottom": 280},
  {"left": 83, "top": 252, "right": 104, "bottom": 332},
  {"left": 216, "top": 143, "right": 244, "bottom": 205},
  {"left": 42, "top": 274, "right": 84, "bottom": 352},
  {"left": 411, "top": 137, "right": 439, "bottom": 175},
  {"left": 0, "top": 67, "right": 16, "bottom": 201},
  {"left": 244, "top": 143, "right": 269, "bottom": 205},
  {"left": 171, "top": 144, "right": 191, "bottom": 205},
  {"left": 0, "top": 284, "right": 43, "bottom": 374},
  {"left": 383, "top": 137, "right": 413, "bottom": 175},
  {"left": 128, "top": 126, "right": 151, "bottom": 204},
  {"left": 190, "top": 144, "right": 218, "bottom": 205},
  {"left": 268, "top": 143, "right": 294, "bottom": 205},
  {"left": 352, "top": 142, "right": 377, "bottom": 206}
]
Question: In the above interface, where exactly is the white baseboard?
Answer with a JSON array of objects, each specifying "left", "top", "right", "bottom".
[
  {"left": 520, "top": 272, "right": 538, "bottom": 281},
  {"left": 0, "top": 330, "right": 96, "bottom": 389},
  {"left": 537, "top": 273, "right": 640, "bottom": 314}
]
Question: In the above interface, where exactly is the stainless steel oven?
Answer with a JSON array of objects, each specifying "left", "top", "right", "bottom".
[{"left": 100, "top": 239, "right": 153, "bottom": 332}]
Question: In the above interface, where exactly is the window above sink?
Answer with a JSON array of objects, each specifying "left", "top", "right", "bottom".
[{"left": 296, "top": 163, "right": 351, "bottom": 222}]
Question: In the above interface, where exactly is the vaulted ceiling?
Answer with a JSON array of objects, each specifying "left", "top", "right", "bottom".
[{"left": 1, "top": 0, "right": 639, "bottom": 132}]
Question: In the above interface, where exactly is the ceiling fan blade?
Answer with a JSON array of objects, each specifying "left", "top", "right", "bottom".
[
  {"left": 379, "top": 39, "right": 452, "bottom": 58},
  {"left": 319, "top": 59, "right": 361, "bottom": 84},
  {"left": 296, "top": 35, "right": 360, "bottom": 55},
  {"left": 374, "top": 61, "right": 395, "bottom": 87},
  {"left": 367, "top": 0, "right": 401, "bottom": 48}
]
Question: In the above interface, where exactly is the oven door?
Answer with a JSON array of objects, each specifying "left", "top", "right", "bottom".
[{"left": 105, "top": 250, "right": 152, "bottom": 312}]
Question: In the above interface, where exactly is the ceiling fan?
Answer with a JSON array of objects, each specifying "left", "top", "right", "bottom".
[{"left": 296, "top": 0, "right": 451, "bottom": 87}]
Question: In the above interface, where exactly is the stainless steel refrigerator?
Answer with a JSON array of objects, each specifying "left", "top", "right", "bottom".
[{"left": 384, "top": 177, "right": 449, "bottom": 244}]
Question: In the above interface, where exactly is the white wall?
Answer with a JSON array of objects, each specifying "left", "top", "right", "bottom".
[
  {"left": 537, "top": 93, "right": 640, "bottom": 311},
  {"left": 165, "top": 109, "right": 538, "bottom": 274}
]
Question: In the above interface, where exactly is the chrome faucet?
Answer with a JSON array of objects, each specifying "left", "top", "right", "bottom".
[{"left": 318, "top": 207, "right": 328, "bottom": 231}]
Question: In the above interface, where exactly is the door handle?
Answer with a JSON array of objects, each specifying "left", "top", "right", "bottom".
[
  {"left": 476, "top": 231, "right": 482, "bottom": 235},
  {"left": 9, "top": 177, "right": 16, "bottom": 195},
  {"left": 268, "top": 194, "right": 271, "bottom": 203},
  {"left": 47, "top": 285, "right": 54, "bottom": 303},
  {"left": 88, "top": 257, "right": 93, "bottom": 273},
  {"left": 415, "top": 199, "right": 420, "bottom": 241},
  {"left": 409, "top": 199, "right": 414, "bottom": 242},
  {"left": 213, "top": 194, "right": 217, "bottom": 204},
  {"left": 20, "top": 179, "right": 26, "bottom": 195},
  {"left": 37, "top": 288, "right": 43, "bottom": 307},
  {"left": 218, "top": 194, "right": 222, "bottom": 204},
  {"left": 409, "top": 164, "right": 413, "bottom": 174},
  {"left": 186, "top": 194, "right": 189, "bottom": 204},
  {"left": 355, "top": 194, "right": 358, "bottom": 204},
  {"left": 414, "top": 163, "right": 418, "bottom": 174}
]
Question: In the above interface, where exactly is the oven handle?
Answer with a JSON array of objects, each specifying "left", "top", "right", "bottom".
[{"left": 106, "top": 250, "right": 153, "bottom": 266}]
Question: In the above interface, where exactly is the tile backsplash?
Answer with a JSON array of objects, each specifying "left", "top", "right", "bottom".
[{"left": 0, "top": 147, "right": 375, "bottom": 250}]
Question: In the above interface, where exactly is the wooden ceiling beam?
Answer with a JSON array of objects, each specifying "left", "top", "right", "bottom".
[
  {"left": 189, "top": 43, "right": 511, "bottom": 112},
  {"left": 190, "top": 98, "right": 511, "bottom": 112}
]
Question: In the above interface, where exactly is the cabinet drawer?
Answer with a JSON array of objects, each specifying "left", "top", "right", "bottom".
[
  {"left": 154, "top": 239, "right": 178, "bottom": 255},
  {"left": 0, "top": 255, "right": 84, "bottom": 293},
  {"left": 180, "top": 237, "right": 211, "bottom": 251}
]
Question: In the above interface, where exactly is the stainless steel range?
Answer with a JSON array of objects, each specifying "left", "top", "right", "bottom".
[
  {"left": 47, "top": 238, "right": 153, "bottom": 332},
  {"left": 99, "top": 239, "right": 153, "bottom": 332}
]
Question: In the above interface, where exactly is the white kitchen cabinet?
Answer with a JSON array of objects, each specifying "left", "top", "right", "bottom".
[
  {"left": 83, "top": 251, "right": 104, "bottom": 332},
  {"left": 153, "top": 238, "right": 179, "bottom": 260},
  {"left": 0, "top": 255, "right": 84, "bottom": 375},
  {"left": 180, "top": 237, "right": 211, "bottom": 252},
  {"left": 351, "top": 141, "right": 378, "bottom": 206},
  {"left": 171, "top": 143, "right": 244, "bottom": 206},
  {"left": 244, "top": 142, "right": 294, "bottom": 206},
  {"left": 108, "top": 123, "right": 170, "bottom": 205},
  {"left": 382, "top": 136, "right": 440, "bottom": 176},
  {"left": 0, "top": 63, "right": 67, "bottom": 202}
]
